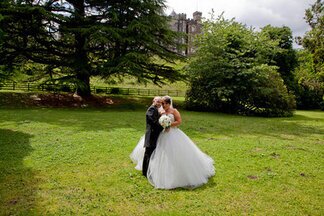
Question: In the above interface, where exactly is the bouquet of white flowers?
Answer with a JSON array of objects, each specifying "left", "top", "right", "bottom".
[{"left": 159, "top": 115, "right": 171, "bottom": 129}]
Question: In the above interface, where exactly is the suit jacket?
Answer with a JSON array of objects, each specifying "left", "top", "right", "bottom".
[{"left": 144, "top": 105, "right": 163, "bottom": 148}]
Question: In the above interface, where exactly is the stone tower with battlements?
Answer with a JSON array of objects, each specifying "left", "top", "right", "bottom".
[{"left": 169, "top": 11, "right": 202, "bottom": 55}]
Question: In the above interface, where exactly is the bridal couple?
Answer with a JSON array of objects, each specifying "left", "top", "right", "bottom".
[{"left": 130, "top": 96, "right": 215, "bottom": 189}]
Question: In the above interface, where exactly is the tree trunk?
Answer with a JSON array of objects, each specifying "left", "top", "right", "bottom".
[
  {"left": 76, "top": 72, "right": 91, "bottom": 97},
  {"left": 73, "top": 1, "right": 91, "bottom": 97}
]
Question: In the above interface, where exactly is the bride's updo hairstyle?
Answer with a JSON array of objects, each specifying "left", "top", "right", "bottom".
[{"left": 162, "top": 95, "right": 173, "bottom": 108}]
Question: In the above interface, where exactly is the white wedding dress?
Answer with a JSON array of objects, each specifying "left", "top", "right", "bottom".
[{"left": 130, "top": 114, "right": 215, "bottom": 189}]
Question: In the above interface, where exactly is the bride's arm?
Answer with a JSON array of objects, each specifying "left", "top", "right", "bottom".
[{"left": 171, "top": 109, "right": 182, "bottom": 127}]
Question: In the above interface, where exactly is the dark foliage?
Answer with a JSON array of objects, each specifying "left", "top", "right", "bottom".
[{"left": 0, "top": 0, "right": 184, "bottom": 96}]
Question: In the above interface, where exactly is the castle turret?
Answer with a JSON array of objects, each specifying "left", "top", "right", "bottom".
[
  {"left": 193, "top": 11, "right": 202, "bottom": 23},
  {"left": 178, "top": 13, "right": 187, "bottom": 20},
  {"left": 170, "top": 10, "right": 177, "bottom": 17}
]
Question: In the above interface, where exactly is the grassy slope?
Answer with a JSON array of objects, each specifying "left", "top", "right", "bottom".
[
  {"left": 7, "top": 59, "right": 189, "bottom": 91},
  {"left": 90, "top": 76, "right": 188, "bottom": 91},
  {"left": 0, "top": 106, "right": 323, "bottom": 215}
]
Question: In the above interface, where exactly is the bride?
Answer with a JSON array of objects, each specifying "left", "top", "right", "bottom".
[{"left": 130, "top": 96, "right": 215, "bottom": 189}]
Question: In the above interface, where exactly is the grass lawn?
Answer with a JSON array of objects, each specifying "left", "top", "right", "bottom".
[
  {"left": 0, "top": 104, "right": 323, "bottom": 215},
  {"left": 90, "top": 76, "right": 188, "bottom": 91}
]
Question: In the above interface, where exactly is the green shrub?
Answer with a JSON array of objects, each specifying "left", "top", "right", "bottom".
[
  {"left": 185, "top": 16, "right": 296, "bottom": 117},
  {"left": 320, "top": 100, "right": 324, "bottom": 110}
]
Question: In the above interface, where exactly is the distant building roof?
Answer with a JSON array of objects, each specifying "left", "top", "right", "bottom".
[{"left": 170, "top": 10, "right": 177, "bottom": 17}]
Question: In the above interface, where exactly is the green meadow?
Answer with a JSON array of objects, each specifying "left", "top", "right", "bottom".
[{"left": 0, "top": 101, "right": 323, "bottom": 215}]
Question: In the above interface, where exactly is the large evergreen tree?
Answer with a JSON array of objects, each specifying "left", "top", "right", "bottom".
[
  {"left": 0, "top": 0, "right": 183, "bottom": 96},
  {"left": 0, "top": 13, "right": 8, "bottom": 84}
]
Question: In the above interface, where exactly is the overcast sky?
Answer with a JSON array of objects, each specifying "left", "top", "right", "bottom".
[{"left": 165, "top": 0, "right": 314, "bottom": 47}]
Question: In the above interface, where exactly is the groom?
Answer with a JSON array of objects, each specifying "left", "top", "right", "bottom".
[{"left": 142, "top": 96, "right": 164, "bottom": 177}]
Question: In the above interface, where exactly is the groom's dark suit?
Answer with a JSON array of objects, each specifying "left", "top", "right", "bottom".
[{"left": 142, "top": 105, "right": 163, "bottom": 177}]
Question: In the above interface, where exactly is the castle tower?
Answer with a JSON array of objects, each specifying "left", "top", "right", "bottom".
[
  {"left": 193, "top": 11, "right": 202, "bottom": 23},
  {"left": 168, "top": 10, "right": 203, "bottom": 56}
]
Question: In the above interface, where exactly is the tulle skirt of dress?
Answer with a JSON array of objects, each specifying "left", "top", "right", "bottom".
[
  {"left": 130, "top": 135, "right": 145, "bottom": 171},
  {"left": 130, "top": 128, "right": 215, "bottom": 189}
]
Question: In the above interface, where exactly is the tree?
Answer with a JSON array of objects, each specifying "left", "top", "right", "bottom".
[
  {"left": 0, "top": 0, "right": 183, "bottom": 96},
  {"left": 260, "top": 25, "right": 297, "bottom": 91},
  {"left": 0, "top": 13, "right": 9, "bottom": 84},
  {"left": 294, "top": 50, "right": 324, "bottom": 109},
  {"left": 294, "top": 0, "right": 324, "bottom": 109},
  {"left": 301, "top": 0, "right": 324, "bottom": 76},
  {"left": 185, "top": 15, "right": 295, "bottom": 117}
]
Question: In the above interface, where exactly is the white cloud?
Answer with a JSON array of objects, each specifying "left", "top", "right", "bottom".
[{"left": 166, "top": 0, "right": 314, "bottom": 46}]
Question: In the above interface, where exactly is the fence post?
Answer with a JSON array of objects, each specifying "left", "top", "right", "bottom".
[
  {"left": 13, "top": 82, "right": 15, "bottom": 90},
  {"left": 28, "top": 83, "right": 30, "bottom": 91}
]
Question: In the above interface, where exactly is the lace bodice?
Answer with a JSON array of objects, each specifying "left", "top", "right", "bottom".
[{"left": 166, "top": 113, "right": 175, "bottom": 123}]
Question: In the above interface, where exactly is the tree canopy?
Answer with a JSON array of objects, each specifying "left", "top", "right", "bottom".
[
  {"left": 260, "top": 25, "right": 297, "bottom": 91},
  {"left": 185, "top": 15, "right": 295, "bottom": 117},
  {"left": 301, "top": 0, "right": 324, "bottom": 76},
  {"left": 0, "top": 0, "right": 184, "bottom": 95},
  {"left": 294, "top": 0, "right": 324, "bottom": 109}
]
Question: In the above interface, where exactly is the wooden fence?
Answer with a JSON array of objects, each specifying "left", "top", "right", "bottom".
[{"left": 0, "top": 82, "right": 186, "bottom": 97}]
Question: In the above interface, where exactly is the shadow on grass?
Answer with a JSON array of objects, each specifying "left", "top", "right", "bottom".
[
  {"left": 0, "top": 129, "right": 37, "bottom": 215},
  {"left": 287, "top": 112, "right": 324, "bottom": 121},
  {"left": 160, "top": 176, "right": 217, "bottom": 192},
  {"left": 0, "top": 108, "right": 322, "bottom": 140},
  {"left": 182, "top": 111, "right": 324, "bottom": 141}
]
